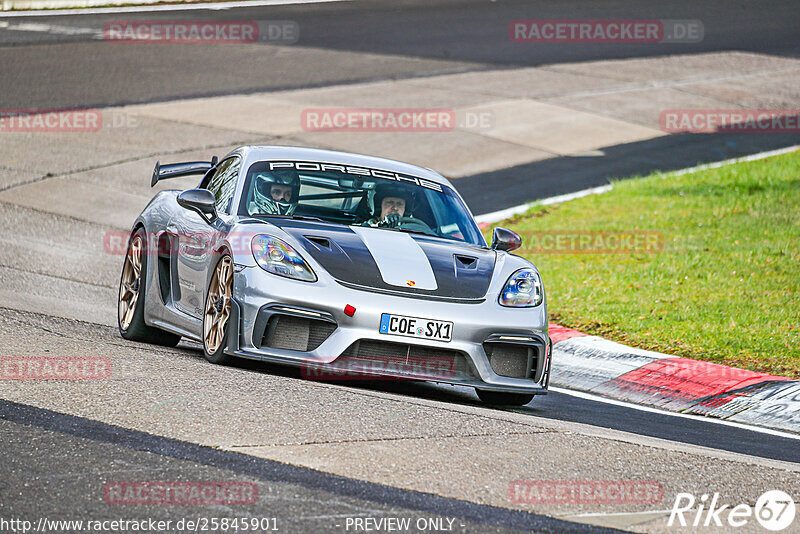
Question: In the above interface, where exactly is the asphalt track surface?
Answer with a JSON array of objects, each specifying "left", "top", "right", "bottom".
[
  {"left": 2, "top": 0, "right": 799, "bottom": 211},
  {"left": 1, "top": 1, "right": 800, "bottom": 532},
  {"left": 1, "top": 337, "right": 798, "bottom": 533},
  {"left": 1, "top": 313, "right": 798, "bottom": 533},
  {"left": 1, "top": 400, "right": 615, "bottom": 534},
  {"left": 1, "top": 0, "right": 799, "bottom": 108}
]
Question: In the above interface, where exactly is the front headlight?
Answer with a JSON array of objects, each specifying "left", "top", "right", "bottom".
[
  {"left": 499, "top": 268, "right": 543, "bottom": 307},
  {"left": 252, "top": 235, "right": 317, "bottom": 282}
]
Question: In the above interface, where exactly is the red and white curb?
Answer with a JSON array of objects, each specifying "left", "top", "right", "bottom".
[
  {"left": 549, "top": 324, "right": 800, "bottom": 434},
  {"left": 473, "top": 147, "right": 799, "bottom": 434}
]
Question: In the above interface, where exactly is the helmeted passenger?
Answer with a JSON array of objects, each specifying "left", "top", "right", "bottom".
[{"left": 252, "top": 169, "right": 300, "bottom": 216}]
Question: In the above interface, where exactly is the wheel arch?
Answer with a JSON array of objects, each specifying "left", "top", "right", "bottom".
[{"left": 203, "top": 245, "right": 234, "bottom": 303}]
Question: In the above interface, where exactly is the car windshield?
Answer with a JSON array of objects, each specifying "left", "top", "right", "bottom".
[{"left": 239, "top": 161, "right": 486, "bottom": 247}]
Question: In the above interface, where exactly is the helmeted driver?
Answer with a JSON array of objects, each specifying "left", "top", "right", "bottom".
[
  {"left": 361, "top": 183, "right": 414, "bottom": 228},
  {"left": 251, "top": 169, "right": 300, "bottom": 216}
]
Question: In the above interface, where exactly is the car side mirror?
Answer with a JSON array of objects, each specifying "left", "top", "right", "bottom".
[
  {"left": 177, "top": 189, "right": 217, "bottom": 224},
  {"left": 491, "top": 227, "right": 522, "bottom": 252}
]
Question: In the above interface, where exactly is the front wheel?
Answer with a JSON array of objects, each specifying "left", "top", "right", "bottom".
[
  {"left": 476, "top": 390, "right": 535, "bottom": 406},
  {"left": 202, "top": 254, "right": 234, "bottom": 365}
]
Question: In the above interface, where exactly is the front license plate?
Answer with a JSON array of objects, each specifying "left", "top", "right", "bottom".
[{"left": 379, "top": 313, "right": 453, "bottom": 342}]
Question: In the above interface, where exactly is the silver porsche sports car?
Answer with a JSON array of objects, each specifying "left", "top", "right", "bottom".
[{"left": 118, "top": 146, "right": 550, "bottom": 405}]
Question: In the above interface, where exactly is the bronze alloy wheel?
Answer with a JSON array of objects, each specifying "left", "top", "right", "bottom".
[
  {"left": 118, "top": 235, "right": 143, "bottom": 330},
  {"left": 204, "top": 255, "right": 233, "bottom": 355}
]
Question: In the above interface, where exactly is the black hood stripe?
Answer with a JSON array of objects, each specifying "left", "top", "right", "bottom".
[{"left": 267, "top": 219, "right": 496, "bottom": 299}]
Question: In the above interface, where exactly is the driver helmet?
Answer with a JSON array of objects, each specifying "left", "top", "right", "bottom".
[
  {"left": 253, "top": 169, "right": 300, "bottom": 216},
  {"left": 372, "top": 183, "right": 414, "bottom": 218}
]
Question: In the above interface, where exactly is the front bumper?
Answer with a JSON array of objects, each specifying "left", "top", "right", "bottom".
[{"left": 225, "top": 266, "right": 550, "bottom": 394}]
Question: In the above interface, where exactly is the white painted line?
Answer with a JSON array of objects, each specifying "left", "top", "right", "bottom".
[
  {"left": 550, "top": 386, "right": 800, "bottom": 441},
  {"left": 0, "top": 0, "right": 349, "bottom": 17},
  {"left": 563, "top": 509, "right": 673, "bottom": 519},
  {"left": 300, "top": 513, "right": 393, "bottom": 521},
  {"left": 545, "top": 66, "right": 800, "bottom": 102},
  {"left": 664, "top": 144, "right": 799, "bottom": 177},
  {"left": 474, "top": 185, "right": 612, "bottom": 224},
  {"left": 0, "top": 20, "right": 102, "bottom": 36},
  {"left": 473, "top": 145, "right": 799, "bottom": 225}
]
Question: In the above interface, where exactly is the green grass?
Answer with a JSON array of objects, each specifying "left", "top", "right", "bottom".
[{"left": 486, "top": 150, "right": 800, "bottom": 378}]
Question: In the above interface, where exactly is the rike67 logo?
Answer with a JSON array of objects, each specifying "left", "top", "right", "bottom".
[{"left": 668, "top": 490, "right": 795, "bottom": 531}]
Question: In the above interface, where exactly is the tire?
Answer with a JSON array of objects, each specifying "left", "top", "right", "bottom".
[
  {"left": 118, "top": 228, "right": 182, "bottom": 347},
  {"left": 476, "top": 389, "right": 535, "bottom": 406},
  {"left": 202, "top": 253, "right": 234, "bottom": 365}
]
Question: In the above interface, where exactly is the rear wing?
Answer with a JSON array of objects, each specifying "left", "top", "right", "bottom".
[{"left": 151, "top": 156, "right": 218, "bottom": 187}]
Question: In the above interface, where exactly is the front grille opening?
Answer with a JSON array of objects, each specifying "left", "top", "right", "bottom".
[
  {"left": 337, "top": 340, "right": 476, "bottom": 381},
  {"left": 261, "top": 315, "right": 336, "bottom": 352},
  {"left": 484, "top": 343, "right": 537, "bottom": 379}
]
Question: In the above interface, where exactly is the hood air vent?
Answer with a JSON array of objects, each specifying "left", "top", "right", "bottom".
[{"left": 304, "top": 235, "right": 332, "bottom": 249}]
